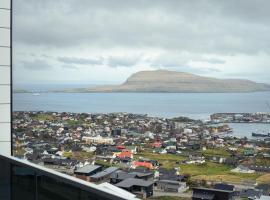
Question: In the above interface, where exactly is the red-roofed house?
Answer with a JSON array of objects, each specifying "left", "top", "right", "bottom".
[
  {"left": 152, "top": 142, "right": 162, "bottom": 148},
  {"left": 132, "top": 161, "right": 154, "bottom": 170},
  {"left": 116, "top": 151, "right": 133, "bottom": 159},
  {"left": 117, "top": 145, "right": 126, "bottom": 150}
]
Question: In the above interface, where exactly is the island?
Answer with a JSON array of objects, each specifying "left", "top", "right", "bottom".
[{"left": 58, "top": 70, "right": 270, "bottom": 93}]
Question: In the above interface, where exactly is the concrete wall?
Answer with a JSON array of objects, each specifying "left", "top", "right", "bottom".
[{"left": 0, "top": 0, "right": 11, "bottom": 156}]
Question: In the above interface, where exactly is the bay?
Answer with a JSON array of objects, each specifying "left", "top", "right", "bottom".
[
  {"left": 13, "top": 92, "right": 270, "bottom": 119},
  {"left": 13, "top": 92, "right": 270, "bottom": 138}
]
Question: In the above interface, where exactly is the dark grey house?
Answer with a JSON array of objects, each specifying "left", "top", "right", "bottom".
[
  {"left": 74, "top": 165, "right": 102, "bottom": 181},
  {"left": 155, "top": 180, "right": 188, "bottom": 193},
  {"left": 192, "top": 187, "right": 235, "bottom": 200},
  {"left": 90, "top": 167, "right": 119, "bottom": 183},
  {"left": 115, "top": 178, "right": 154, "bottom": 198}
]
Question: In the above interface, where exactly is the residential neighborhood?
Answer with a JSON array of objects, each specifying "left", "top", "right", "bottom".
[{"left": 12, "top": 111, "right": 270, "bottom": 199}]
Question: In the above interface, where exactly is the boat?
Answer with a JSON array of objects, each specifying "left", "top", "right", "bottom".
[
  {"left": 252, "top": 132, "right": 270, "bottom": 137},
  {"left": 32, "top": 93, "right": 40, "bottom": 96}
]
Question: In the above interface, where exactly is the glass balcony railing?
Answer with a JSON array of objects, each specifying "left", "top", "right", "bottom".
[{"left": 0, "top": 154, "right": 138, "bottom": 200}]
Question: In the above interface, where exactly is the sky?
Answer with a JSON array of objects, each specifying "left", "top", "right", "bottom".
[{"left": 13, "top": 0, "right": 270, "bottom": 85}]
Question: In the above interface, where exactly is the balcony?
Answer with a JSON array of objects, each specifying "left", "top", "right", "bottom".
[{"left": 0, "top": 154, "right": 139, "bottom": 200}]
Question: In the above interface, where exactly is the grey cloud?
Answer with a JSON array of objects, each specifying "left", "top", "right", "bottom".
[
  {"left": 21, "top": 59, "right": 53, "bottom": 70},
  {"left": 107, "top": 56, "right": 139, "bottom": 67},
  {"left": 194, "top": 58, "right": 226, "bottom": 64},
  {"left": 13, "top": 0, "right": 270, "bottom": 55},
  {"left": 58, "top": 57, "right": 103, "bottom": 65},
  {"left": 61, "top": 64, "right": 78, "bottom": 69}
]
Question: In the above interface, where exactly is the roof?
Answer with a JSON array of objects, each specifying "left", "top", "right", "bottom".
[
  {"left": 257, "top": 196, "right": 270, "bottom": 200},
  {"left": 110, "top": 170, "right": 137, "bottom": 180},
  {"left": 156, "top": 180, "right": 181, "bottom": 185},
  {"left": 129, "top": 171, "right": 153, "bottom": 178},
  {"left": 117, "top": 151, "right": 133, "bottom": 158},
  {"left": 117, "top": 145, "right": 126, "bottom": 149},
  {"left": 75, "top": 165, "right": 101, "bottom": 174},
  {"left": 91, "top": 167, "right": 119, "bottom": 179},
  {"left": 193, "top": 187, "right": 234, "bottom": 193},
  {"left": 116, "top": 178, "right": 154, "bottom": 188},
  {"left": 192, "top": 193, "right": 215, "bottom": 200},
  {"left": 240, "top": 189, "right": 262, "bottom": 198},
  {"left": 98, "top": 182, "right": 139, "bottom": 200},
  {"left": 214, "top": 183, "right": 234, "bottom": 191},
  {"left": 132, "top": 161, "right": 154, "bottom": 169}
]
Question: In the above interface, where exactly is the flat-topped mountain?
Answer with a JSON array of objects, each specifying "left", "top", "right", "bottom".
[{"left": 62, "top": 70, "right": 270, "bottom": 93}]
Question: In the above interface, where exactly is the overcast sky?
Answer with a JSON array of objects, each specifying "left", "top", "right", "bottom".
[{"left": 13, "top": 0, "right": 270, "bottom": 85}]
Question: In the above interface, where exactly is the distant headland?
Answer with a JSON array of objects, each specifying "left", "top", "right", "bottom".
[
  {"left": 55, "top": 70, "right": 270, "bottom": 93},
  {"left": 14, "top": 70, "right": 270, "bottom": 93}
]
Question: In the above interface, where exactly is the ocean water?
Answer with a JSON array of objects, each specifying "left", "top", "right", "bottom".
[
  {"left": 227, "top": 123, "right": 270, "bottom": 138},
  {"left": 13, "top": 92, "right": 270, "bottom": 119},
  {"left": 13, "top": 92, "right": 270, "bottom": 138}
]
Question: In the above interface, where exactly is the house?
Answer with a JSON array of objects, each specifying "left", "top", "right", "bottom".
[
  {"left": 255, "top": 196, "right": 270, "bottom": 200},
  {"left": 157, "top": 168, "right": 188, "bottom": 182},
  {"left": 110, "top": 170, "right": 154, "bottom": 184},
  {"left": 256, "top": 184, "right": 270, "bottom": 196},
  {"left": 115, "top": 178, "right": 154, "bottom": 198},
  {"left": 239, "top": 188, "right": 263, "bottom": 199},
  {"left": 89, "top": 166, "right": 119, "bottom": 183},
  {"left": 126, "top": 146, "right": 138, "bottom": 154},
  {"left": 244, "top": 148, "right": 255, "bottom": 157},
  {"left": 211, "top": 156, "right": 226, "bottom": 164},
  {"left": 110, "top": 170, "right": 137, "bottom": 184},
  {"left": 249, "top": 165, "right": 270, "bottom": 173},
  {"left": 231, "top": 165, "right": 255, "bottom": 173},
  {"left": 185, "top": 155, "right": 205, "bottom": 164},
  {"left": 132, "top": 161, "right": 155, "bottom": 170},
  {"left": 155, "top": 180, "right": 188, "bottom": 193},
  {"left": 74, "top": 164, "right": 102, "bottom": 181},
  {"left": 129, "top": 170, "right": 154, "bottom": 181},
  {"left": 192, "top": 187, "right": 235, "bottom": 200},
  {"left": 115, "top": 150, "right": 133, "bottom": 159},
  {"left": 152, "top": 141, "right": 163, "bottom": 148},
  {"left": 82, "top": 136, "right": 114, "bottom": 145},
  {"left": 214, "top": 183, "right": 234, "bottom": 191}
]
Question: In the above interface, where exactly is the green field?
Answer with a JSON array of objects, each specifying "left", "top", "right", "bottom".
[
  {"left": 136, "top": 151, "right": 266, "bottom": 184},
  {"left": 135, "top": 151, "right": 186, "bottom": 169}
]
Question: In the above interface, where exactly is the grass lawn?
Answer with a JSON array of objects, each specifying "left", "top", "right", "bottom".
[
  {"left": 135, "top": 152, "right": 186, "bottom": 169},
  {"left": 192, "top": 173, "right": 262, "bottom": 184},
  {"left": 180, "top": 162, "right": 232, "bottom": 176},
  {"left": 256, "top": 173, "right": 270, "bottom": 184},
  {"left": 179, "top": 162, "right": 264, "bottom": 184},
  {"left": 33, "top": 113, "right": 57, "bottom": 121},
  {"left": 203, "top": 148, "right": 230, "bottom": 157},
  {"left": 135, "top": 151, "right": 267, "bottom": 184}
]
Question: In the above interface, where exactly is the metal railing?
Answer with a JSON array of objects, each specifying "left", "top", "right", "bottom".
[{"left": 0, "top": 154, "right": 137, "bottom": 200}]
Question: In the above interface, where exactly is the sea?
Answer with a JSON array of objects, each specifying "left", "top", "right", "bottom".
[{"left": 13, "top": 84, "right": 270, "bottom": 138}]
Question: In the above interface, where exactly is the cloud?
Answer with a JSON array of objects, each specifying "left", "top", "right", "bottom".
[
  {"left": 106, "top": 56, "right": 140, "bottom": 67},
  {"left": 196, "top": 58, "right": 226, "bottom": 65},
  {"left": 12, "top": 0, "right": 270, "bottom": 84},
  {"left": 58, "top": 57, "right": 103, "bottom": 65},
  {"left": 20, "top": 59, "right": 53, "bottom": 70},
  {"left": 61, "top": 64, "right": 78, "bottom": 69},
  {"left": 13, "top": 0, "right": 270, "bottom": 55}
]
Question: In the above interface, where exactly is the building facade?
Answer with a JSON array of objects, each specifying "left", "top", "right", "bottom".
[{"left": 0, "top": 0, "right": 11, "bottom": 156}]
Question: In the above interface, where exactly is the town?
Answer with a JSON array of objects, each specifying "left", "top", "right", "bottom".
[
  {"left": 210, "top": 113, "right": 270, "bottom": 124},
  {"left": 13, "top": 111, "right": 270, "bottom": 200}
]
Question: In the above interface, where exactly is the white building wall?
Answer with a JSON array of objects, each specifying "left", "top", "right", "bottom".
[{"left": 0, "top": 0, "right": 11, "bottom": 156}]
